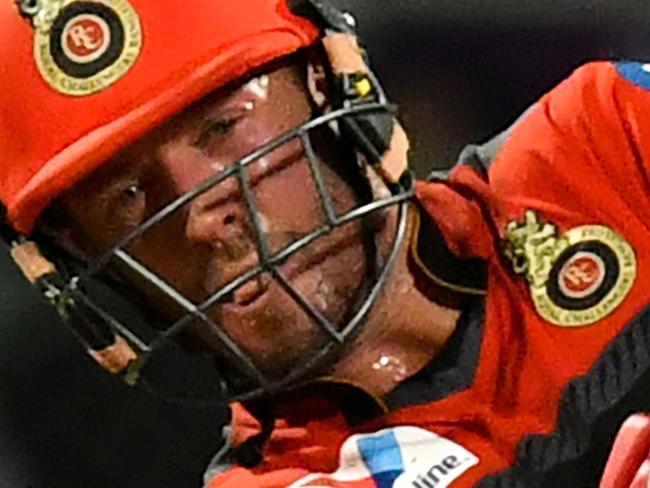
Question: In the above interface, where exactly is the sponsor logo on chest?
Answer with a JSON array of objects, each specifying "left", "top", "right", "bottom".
[{"left": 290, "top": 426, "right": 479, "bottom": 488}]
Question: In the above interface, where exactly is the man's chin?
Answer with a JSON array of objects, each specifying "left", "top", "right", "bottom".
[
  {"left": 193, "top": 239, "right": 366, "bottom": 379},
  {"left": 215, "top": 281, "right": 329, "bottom": 373}
]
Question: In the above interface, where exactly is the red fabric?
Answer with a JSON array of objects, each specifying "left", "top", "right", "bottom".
[
  {"left": 210, "top": 61, "right": 650, "bottom": 486},
  {"left": 208, "top": 467, "right": 310, "bottom": 488},
  {"left": 0, "top": 0, "right": 318, "bottom": 233},
  {"left": 231, "top": 396, "right": 358, "bottom": 474}
]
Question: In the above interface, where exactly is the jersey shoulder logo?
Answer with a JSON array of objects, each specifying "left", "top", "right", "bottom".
[
  {"left": 289, "top": 426, "right": 479, "bottom": 488},
  {"left": 503, "top": 210, "right": 637, "bottom": 327},
  {"left": 615, "top": 61, "right": 650, "bottom": 91},
  {"left": 16, "top": 0, "right": 142, "bottom": 96}
]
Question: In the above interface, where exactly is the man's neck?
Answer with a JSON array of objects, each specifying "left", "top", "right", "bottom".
[{"left": 330, "top": 210, "right": 462, "bottom": 400}]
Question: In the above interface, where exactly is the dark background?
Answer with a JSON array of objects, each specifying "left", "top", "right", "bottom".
[{"left": 2, "top": 1, "right": 649, "bottom": 487}]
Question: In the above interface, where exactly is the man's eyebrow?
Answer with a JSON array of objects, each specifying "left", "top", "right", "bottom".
[
  {"left": 90, "top": 151, "right": 148, "bottom": 185},
  {"left": 202, "top": 90, "right": 251, "bottom": 118},
  {"left": 197, "top": 74, "right": 269, "bottom": 121}
]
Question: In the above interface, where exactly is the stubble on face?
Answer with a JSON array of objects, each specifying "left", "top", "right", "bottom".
[{"left": 51, "top": 59, "right": 376, "bottom": 380}]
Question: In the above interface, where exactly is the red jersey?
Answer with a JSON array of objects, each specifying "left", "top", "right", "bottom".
[{"left": 207, "top": 60, "right": 650, "bottom": 488}]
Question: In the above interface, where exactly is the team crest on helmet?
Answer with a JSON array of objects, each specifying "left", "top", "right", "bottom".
[
  {"left": 16, "top": 0, "right": 142, "bottom": 96},
  {"left": 503, "top": 211, "right": 637, "bottom": 327}
]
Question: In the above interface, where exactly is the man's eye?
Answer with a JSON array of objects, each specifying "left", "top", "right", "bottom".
[
  {"left": 122, "top": 183, "right": 142, "bottom": 201},
  {"left": 196, "top": 117, "right": 241, "bottom": 148},
  {"left": 118, "top": 181, "right": 147, "bottom": 211},
  {"left": 115, "top": 182, "right": 148, "bottom": 228}
]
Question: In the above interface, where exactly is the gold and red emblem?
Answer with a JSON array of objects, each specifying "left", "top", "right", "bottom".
[
  {"left": 16, "top": 0, "right": 142, "bottom": 96},
  {"left": 557, "top": 251, "right": 605, "bottom": 300},
  {"left": 503, "top": 211, "right": 637, "bottom": 327}
]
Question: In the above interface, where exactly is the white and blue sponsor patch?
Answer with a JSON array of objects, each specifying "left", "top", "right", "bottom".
[
  {"left": 615, "top": 61, "right": 650, "bottom": 91},
  {"left": 290, "top": 426, "right": 479, "bottom": 488}
]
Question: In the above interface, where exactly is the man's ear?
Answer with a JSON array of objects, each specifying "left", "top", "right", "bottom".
[{"left": 306, "top": 48, "right": 330, "bottom": 110}]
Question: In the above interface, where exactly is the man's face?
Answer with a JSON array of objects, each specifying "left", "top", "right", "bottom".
[{"left": 53, "top": 61, "right": 373, "bottom": 380}]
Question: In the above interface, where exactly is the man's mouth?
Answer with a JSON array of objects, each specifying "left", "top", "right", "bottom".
[
  {"left": 212, "top": 248, "right": 346, "bottom": 314},
  {"left": 232, "top": 273, "right": 272, "bottom": 306},
  {"left": 205, "top": 225, "right": 364, "bottom": 313}
]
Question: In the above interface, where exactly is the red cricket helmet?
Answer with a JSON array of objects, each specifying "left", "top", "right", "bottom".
[
  {"left": 1, "top": 0, "right": 413, "bottom": 405},
  {"left": 0, "top": 0, "right": 318, "bottom": 234}
]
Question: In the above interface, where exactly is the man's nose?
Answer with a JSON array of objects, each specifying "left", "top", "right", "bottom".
[
  {"left": 158, "top": 142, "right": 250, "bottom": 245},
  {"left": 186, "top": 191, "right": 250, "bottom": 245}
]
